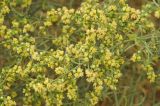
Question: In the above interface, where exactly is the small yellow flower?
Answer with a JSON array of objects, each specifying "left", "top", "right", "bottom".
[
  {"left": 4, "top": 96, "right": 16, "bottom": 106},
  {"left": 108, "top": 5, "right": 117, "bottom": 11},
  {"left": 55, "top": 67, "right": 65, "bottom": 75},
  {"left": 155, "top": 11, "right": 160, "bottom": 18},
  {"left": 90, "top": 92, "right": 98, "bottom": 105},
  {"left": 74, "top": 67, "right": 84, "bottom": 78},
  {"left": 131, "top": 53, "right": 141, "bottom": 62},
  {"left": 44, "top": 21, "right": 52, "bottom": 27},
  {"left": 23, "top": 24, "right": 34, "bottom": 32},
  {"left": 119, "top": 0, "right": 126, "bottom": 5},
  {"left": 12, "top": 21, "right": 19, "bottom": 28}
]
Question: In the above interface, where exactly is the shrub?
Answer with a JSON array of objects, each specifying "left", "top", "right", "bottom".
[{"left": 0, "top": 0, "right": 160, "bottom": 105}]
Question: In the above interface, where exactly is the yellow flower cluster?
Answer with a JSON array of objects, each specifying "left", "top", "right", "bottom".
[
  {"left": 154, "top": 8, "right": 160, "bottom": 18},
  {"left": 131, "top": 53, "right": 141, "bottom": 62},
  {"left": 55, "top": 67, "right": 65, "bottom": 75},
  {"left": 3, "top": 96, "right": 16, "bottom": 106},
  {"left": 0, "top": 0, "right": 159, "bottom": 105},
  {"left": 73, "top": 67, "right": 84, "bottom": 78},
  {"left": 22, "top": 0, "right": 32, "bottom": 8},
  {"left": 143, "top": 65, "right": 157, "bottom": 82}
]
